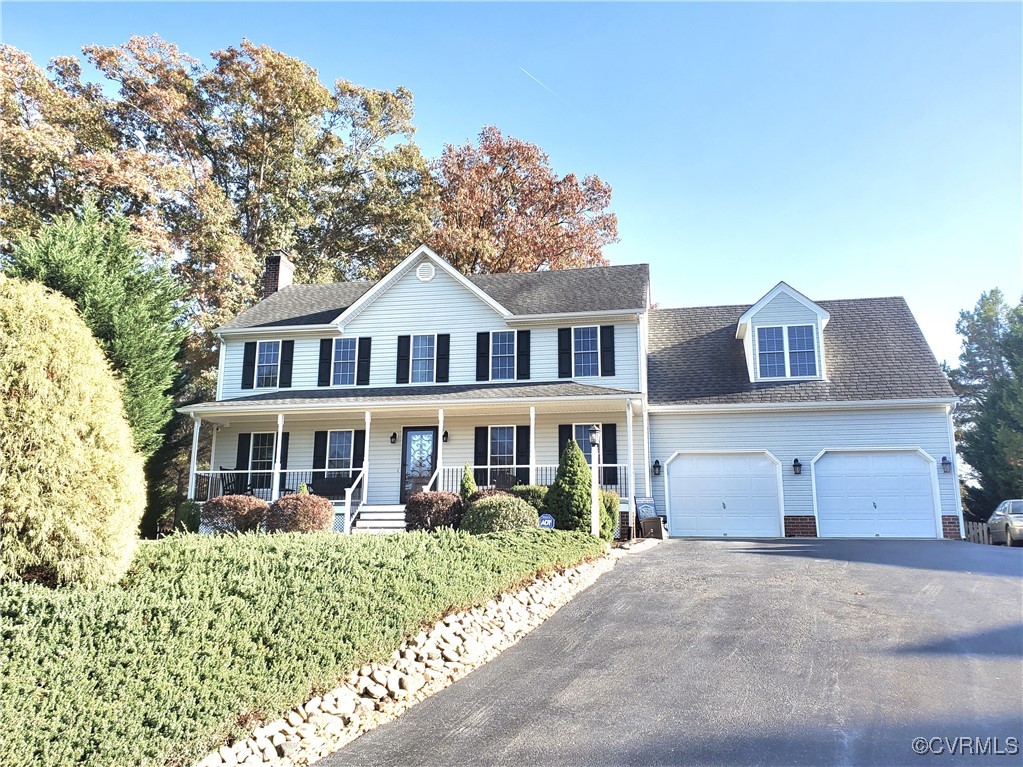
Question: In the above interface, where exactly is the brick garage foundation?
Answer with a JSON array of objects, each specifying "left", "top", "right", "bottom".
[
  {"left": 941, "top": 515, "right": 961, "bottom": 540},
  {"left": 784, "top": 516, "right": 818, "bottom": 537}
]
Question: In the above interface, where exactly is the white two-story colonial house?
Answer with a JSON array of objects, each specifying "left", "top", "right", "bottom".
[{"left": 183, "top": 245, "right": 963, "bottom": 539}]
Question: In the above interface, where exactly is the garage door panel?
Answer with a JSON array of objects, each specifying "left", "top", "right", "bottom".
[
  {"left": 668, "top": 453, "right": 782, "bottom": 537},
  {"left": 815, "top": 451, "right": 938, "bottom": 538}
]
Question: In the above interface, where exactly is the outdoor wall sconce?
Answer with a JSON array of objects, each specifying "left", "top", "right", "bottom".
[
  {"left": 792, "top": 459, "right": 802, "bottom": 475},
  {"left": 941, "top": 456, "right": 952, "bottom": 473},
  {"left": 652, "top": 460, "right": 661, "bottom": 476},
  {"left": 389, "top": 432, "right": 397, "bottom": 444},
  {"left": 442, "top": 430, "right": 449, "bottom": 443}
]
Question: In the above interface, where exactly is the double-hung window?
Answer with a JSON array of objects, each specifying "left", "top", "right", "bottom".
[
  {"left": 756, "top": 325, "right": 817, "bottom": 379},
  {"left": 787, "top": 326, "right": 817, "bottom": 377},
  {"left": 256, "top": 340, "right": 281, "bottom": 388},
  {"left": 411, "top": 335, "right": 435, "bottom": 383},
  {"left": 573, "top": 424, "right": 595, "bottom": 465},
  {"left": 327, "top": 430, "right": 353, "bottom": 478},
  {"left": 332, "top": 338, "right": 356, "bottom": 386},
  {"left": 249, "top": 433, "right": 275, "bottom": 489},
  {"left": 573, "top": 327, "right": 599, "bottom": 377},
  {"left": 491, "top": 331, "right": 515, "bottom": 380},
  {"left": 489, "top": 426, "right": 515, "bottom": 484}
]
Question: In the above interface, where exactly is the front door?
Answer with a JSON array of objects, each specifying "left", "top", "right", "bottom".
[{"left": 401, "top": 427, "right": 438, "bottom": 502}]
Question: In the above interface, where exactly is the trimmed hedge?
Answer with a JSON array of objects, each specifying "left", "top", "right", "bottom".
[
  {"left": 467, "top": 488, "right": 507, "bottom": 507},
  {"left": 461, "top": 494, "right": 540, "bottom": 535},
  {"left": 202, "top": 494, "right": 269, "bottom": 534},
  {"left": 459, "top": 463, "right": 477, "bottom": 506},
  {"left": 267, "top": 494, "right": 333, "bottom": 533},
  {"left": 599, "top": 490, "right": 620, "bottom": 542},
  {"left": 405, "top": 491, "right": 463, "bottom": 531},
  {"left": 508, "top": 485, "right": 549, "bottom": 514},
  {"left": 0, "top": 529, "right": 603, "bottom": 767}
]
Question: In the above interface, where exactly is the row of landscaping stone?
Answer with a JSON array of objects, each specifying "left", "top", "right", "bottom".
[{"left": 196, "top": 553, "right": 617, "bottom": 767}]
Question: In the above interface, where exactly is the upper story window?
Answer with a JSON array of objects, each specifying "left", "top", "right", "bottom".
[
  {"left": 327, "top": 430, "right": 353, "bottom": 476},
  {"left": 491, "top": 331, "right": 515, "bottom": 380},
  {"left": 256, "top": 341, "right": 281, "bottom": 388},
  {"left": 411, "top": 334, "right": 435, "bottom": 383},
  {"left": 756, "top": 325, "right": 817, "bottom": 379},
  {"left": 332, "top": 338, "right": 357, "bottom": 386},
  {"left": 573, "top": 326, "right": 599, "bottom": 377}
]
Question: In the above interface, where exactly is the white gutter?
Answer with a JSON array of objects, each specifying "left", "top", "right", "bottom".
[
  {"left": 216, "top": 323, "right": 342, "bottom": 338},
  {"left": 647, "top": 397, "right": 959, "bottom": 414}
]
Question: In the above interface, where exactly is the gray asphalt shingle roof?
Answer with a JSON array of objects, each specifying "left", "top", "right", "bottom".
[
  {"left": 191, "top": 381, "right": 641, "bottom": 411},
  {"left": 648, "top": 297, "right": 955, "bottom": 405},
  {"left": 219, "top": 263, "right": 649, "bottom": 329}
]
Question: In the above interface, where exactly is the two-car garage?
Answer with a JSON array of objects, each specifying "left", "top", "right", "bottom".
[{"left": 665, "top": 449, "right": 942, "bottom": 539}]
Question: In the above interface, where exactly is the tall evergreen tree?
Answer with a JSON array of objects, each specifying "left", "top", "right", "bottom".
[
  {"left": 950, "top": 291, "right": 1023, "bottom": 519},
  {"left": 6, "top": 203, "right": 186, "bottom": 459}
]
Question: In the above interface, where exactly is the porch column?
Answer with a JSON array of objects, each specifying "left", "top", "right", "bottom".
[
  {"left": 436, "top": 408, "right": 445, "bottom": 488},
  {"left": 529, "top": 406, "right": 536, "bottom": 485},
  {"left": 363, "top": 410, "right": 371, "bottom": 503},
  {"left": 271, "top": 413, "right": 284, "bottom": 502},
  {"left": 626, "top": 400, "right": 635, "bottom": 532},
  {"left": 187, "top": 415, "right": 202, "bottom": 500}
]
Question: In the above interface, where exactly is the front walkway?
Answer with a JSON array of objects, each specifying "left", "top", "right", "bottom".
[{"left": 322, "top": 540, "right": 1023, "bottom": 766}]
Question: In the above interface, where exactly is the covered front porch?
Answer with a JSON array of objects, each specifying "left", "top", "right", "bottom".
[{"left": 184, "top": 394, "right": 650, "bottom": 534}]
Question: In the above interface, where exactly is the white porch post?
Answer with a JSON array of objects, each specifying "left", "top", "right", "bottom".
[
  {"left": 363, "top": 410, "right": 371, "bottom": 503},
  {"left": 626, "top": 400, "right": 635, "bottom": 533},
  {"left": 529, "top": 406, "right": 536, "bottom": 485},
  {"left": 271, "top": 413, "right": 284, "bottom": 501},
  {"left": 590, "top": 439, "right": 601, "bottom": 538},
  {"left": 437, "top": 408, "right": 445, "bottom": 487},
  {"left": 187, "top": 415, "right": 202, "bottom": 500}
]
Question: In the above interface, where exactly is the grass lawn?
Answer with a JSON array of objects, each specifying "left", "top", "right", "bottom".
[{"left": 0, "top": 528, "right": 604, "bottom": 767}]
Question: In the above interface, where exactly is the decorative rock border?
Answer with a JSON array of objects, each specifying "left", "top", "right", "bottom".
[{"left": 196, "top": 552, "right": 619, "bottom": 767}]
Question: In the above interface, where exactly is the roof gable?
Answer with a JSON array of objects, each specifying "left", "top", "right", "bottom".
[
  {"left": 736, "top": 282, "right": 831, "bottom": 339},
  {"left": 333, "top": 246, "right": 511, "bottom": 327}
]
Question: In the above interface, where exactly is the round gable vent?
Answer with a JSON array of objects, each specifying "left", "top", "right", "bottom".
[{"left": 416, "top": 261, "right": 436, "bottom": 282}]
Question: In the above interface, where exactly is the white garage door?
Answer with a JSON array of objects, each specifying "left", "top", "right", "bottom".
[
  {"left": 814, "top": 451, "right": 938, "bottom": 538},
  {"left": 667, "top": 453, "right": 782, "bottom": 537}
]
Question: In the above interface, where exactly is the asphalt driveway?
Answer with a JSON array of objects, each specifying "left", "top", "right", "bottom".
[{"left": 323, "top": 540, "right": 1023, "bottom": 767}]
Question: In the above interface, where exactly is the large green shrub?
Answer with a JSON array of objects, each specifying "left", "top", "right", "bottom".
[
  {"left": 459, "top": 463, "right": 477, "bottom": 506},
  {"left": 0, "top": 276, "right": 145, "bottom": 586},
  {"left": 599, "top": 489, "right": 620, "bottom": 542},
  {"left": 509, "top": 485, "right": 548, "bottom": 514},
  {"left": 266, "top": 494, "right": 333, "bottom": 533},
  {"left": 461, "top": 494, "right": 539, "bottom": 534},
  {"left": 544, "top": 440, "right": 594, "bottom": 534},
  {"left": 203, "top": 495, "right": 270, "bottom": 534},
  {"left": 0, "top": 529, "right": 604, "bottom": 767},
  {"left": 405, "top": 491, "right": 463, "bottom": 531}
]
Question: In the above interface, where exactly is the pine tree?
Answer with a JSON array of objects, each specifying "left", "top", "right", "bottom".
[
  {"left": 544, "top": 440, "right": 594, "bottom": 533},
  {"left": 6, "top": 203, "right": 186, "bottom": 459}
]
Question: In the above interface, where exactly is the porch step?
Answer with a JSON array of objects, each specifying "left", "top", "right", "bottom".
[{"left": 353, "top": 505, "right": 407, "bottom": 533}]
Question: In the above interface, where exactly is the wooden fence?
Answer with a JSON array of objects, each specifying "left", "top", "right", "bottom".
[{"left": 964, "top": 520, "right": 991, "bottom": 545}]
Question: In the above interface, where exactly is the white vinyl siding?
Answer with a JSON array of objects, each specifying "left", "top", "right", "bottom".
[{"left": 649, "top": 406, "right": 958, "bottom": 523}]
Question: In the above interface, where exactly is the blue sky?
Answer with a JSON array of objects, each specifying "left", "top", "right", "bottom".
[{"left": 2, "top": 1, "right": 1020, "bottom": 365}]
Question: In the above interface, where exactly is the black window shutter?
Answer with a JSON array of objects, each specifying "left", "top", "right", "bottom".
[
  {"left": 278, "top": 432, "right": 290, "bottom": 490},
  {"left": 436, "top": 334, "right": 451, "bottom": 383},
  {"left": 474, "top": 427, "right": 488, "bottom": 485},
  {"left": 516, "top": 330, "right": 530, "bottom": 380},
  {"left": 352, "top": 429, "right": 366, "bottom": 469},
  {"left": 558, "top": 424, "right": 573, "bottom": 458},
  {"left": 279, "top": 340, "right": 294, "bottom": 388},
  {"left": 600, "top": 326, "right": 616, "bottom": 377},
  {"left": 515, "top": 425, "right": 530, "bottom": 485},
  {"left": 601, "top": 423, "right": 618, "bottom": 485},
  {"left": 236, "top": 433, "right": 251, "bottom": 489},
  {"left": 313, "top": 431, "right": 328, "bottom": 482},
  {"left": 396, "top": 335, "right": 411, "bottom": 384},
  {"left": 242, "top": 342, "right": 257, "bottom": 389},
  {"left": 476, "top": 332, "right": 490, "bottom": 381},
  {"left": 558, "top": 328, "right": 572, "bottom": 378},
  {"left": 356, "top": 338, "right": 372, "bottom": 386},
  {"left": 317, "top": 339, "right": 333, "bottom": 387}
]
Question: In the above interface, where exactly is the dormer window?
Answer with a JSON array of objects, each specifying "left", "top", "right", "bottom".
[{"left": 756, "top": 325, "right": 817, "bottom": 379}]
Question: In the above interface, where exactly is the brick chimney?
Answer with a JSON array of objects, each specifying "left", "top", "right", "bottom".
[{"left": 262, "top": 251, "right": 295, "bottom": 298}]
